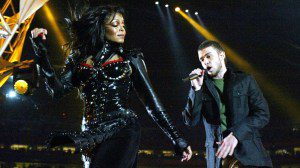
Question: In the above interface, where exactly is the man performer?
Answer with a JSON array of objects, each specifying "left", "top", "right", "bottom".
[{"left": 182, "top": 40, "right": 272, "bottom": 167}]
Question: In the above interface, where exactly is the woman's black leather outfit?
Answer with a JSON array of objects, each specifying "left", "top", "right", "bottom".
[{"left": 31, "top": 37, "right": 188, "bottom": 167}]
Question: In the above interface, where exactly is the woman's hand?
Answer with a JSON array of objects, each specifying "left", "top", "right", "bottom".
[
  {"left": 31, "top": 28, "right": 47, "bottom": 40},
  {"left": 181, "top": 146, "right": 193, "bottom": 162},
  {"left": 30, "top": 27, "right": 52, "bottom": 73}
]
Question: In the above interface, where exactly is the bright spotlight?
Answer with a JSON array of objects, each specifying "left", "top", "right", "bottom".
[
  {"left": 42, "top": 4, "right": 66, "bottom": 51},
  {"left": 165, "top": 4, "right": 169, "bottom": 8},
  {"left": 6, "top": 90, "right": 17, "bottom": 98},
  {"left": 195, "top": 12, "right": 199, "bottom": 15},
  {"left": 185, "top": 9, "right": 189, "bottom": 13},
  {"left": 175, "top": 7, "right": 180, "bottom": 12},
  {"left": 155, "top": 1, "right": 159, "bottom": 5}
]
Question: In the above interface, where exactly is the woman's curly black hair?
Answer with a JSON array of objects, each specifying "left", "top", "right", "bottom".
[{"left": 65, "top": 2, "right": 125, "bottom": 61}]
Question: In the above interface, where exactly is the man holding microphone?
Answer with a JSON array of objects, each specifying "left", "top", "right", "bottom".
[{"left": 182, "top": 40, "right": 272, "bottom": 167}]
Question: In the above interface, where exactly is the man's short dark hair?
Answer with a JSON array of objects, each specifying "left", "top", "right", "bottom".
[{"left": 198, "top": 40, "right": 225, "bottom": 53}]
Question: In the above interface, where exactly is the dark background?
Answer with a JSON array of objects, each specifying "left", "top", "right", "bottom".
[{"left": 0, "top": 0, "right": 299, "bottom": 166}]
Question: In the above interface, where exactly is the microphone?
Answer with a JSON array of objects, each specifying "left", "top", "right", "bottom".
[{"left": 182, "top": 73, "right": 203, "bottom": 82}]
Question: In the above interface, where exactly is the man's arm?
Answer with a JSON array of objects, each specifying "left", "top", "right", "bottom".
[
  {"left": 217, "top": 75, "right": 269, "bottom": 158},
  {"left": 229, "top": 75, "right": 270, "bottom": 141},
  {"left": 182, "top": 69, "right": 205, "bottom": 127},
  {"left": 182, "top": 88, "right": 203, "bottom": 127}
]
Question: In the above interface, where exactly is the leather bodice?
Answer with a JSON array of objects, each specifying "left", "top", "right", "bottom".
[
  {"left": 31, "top": 38, "right": 188, "bottom": 155},
  {"left": 78, "top": 59, "right": 136, "bottom": 129}
]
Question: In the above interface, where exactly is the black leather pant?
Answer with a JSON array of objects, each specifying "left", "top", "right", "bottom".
[{"left": 90, "top": 119, "right": 141, "bottom": 168}]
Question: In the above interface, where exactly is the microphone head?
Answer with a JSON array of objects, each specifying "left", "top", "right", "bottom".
[{"left": 182, "top": 74, "right": 201, "bottom": 82}]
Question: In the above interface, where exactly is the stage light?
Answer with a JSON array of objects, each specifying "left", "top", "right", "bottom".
[
  {"left": 155, "top": 1, "right": 159, "bottom": 5},
  {"left": 175, "top": 7, "right": 180, "bottom": 12},
  {"left": 165, "top": 4, "right": 169, "bottom": 8},
  {"left": 14, "top": 80, "right": 28, "bottom": 95},
  {"left": 0, "top": 29, "right": 9, "bottom": 38},
  {"left": 42, "top": 4, "right": 67, "bottom": 56},
  {"left": 12, "top": 62, "right": 39, "bottom": 95},
  {"left": 195, "top": 12, "right": 198, "bottom": 15},
  {"left": 6, "top": 90, "right": 17, "bottom": 98},
  {"left": 185, "top": 9, "right": 189, "bottom": 13}
]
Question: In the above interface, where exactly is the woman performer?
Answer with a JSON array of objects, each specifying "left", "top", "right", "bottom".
[{"left": 30, "top": 4, "right": 192, "bottom": 168}]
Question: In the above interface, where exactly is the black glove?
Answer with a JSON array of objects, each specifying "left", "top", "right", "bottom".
[
  {"left": 174, "top": 138, "right": 189, "bottom": 157},
  {"left": 30, "top": 36, "right": 55, "bottom": 78}
]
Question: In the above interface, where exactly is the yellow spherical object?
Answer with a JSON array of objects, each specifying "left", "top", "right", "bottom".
[{"left": 14, "top": 80, "right": 29, "bottom": 94}]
